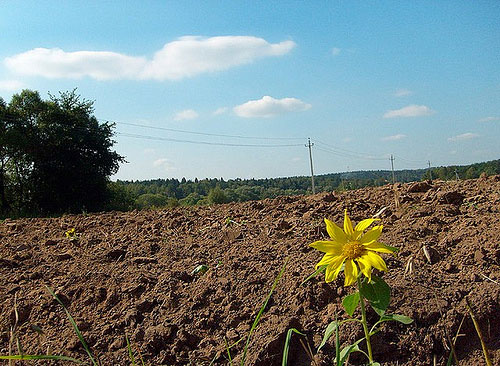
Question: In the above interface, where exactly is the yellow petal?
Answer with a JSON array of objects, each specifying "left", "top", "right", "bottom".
[
  {"left": 316, "top": 253, "right": 342, "bottom": 269},
  {"left": 356, "top": 256, "right": 373, "bottom": 282},
  {"left": 361, "top": 251, "right": 388, "bottom": 272},
  {"left": 324, "top": 218, "right": 348, "bottom": 244},
  {"left": 325, "top": 256, "right": 347, "bottom": 282},
  {"left": 343, "top": 210, "right": 354, "bottom": 237},
  {"left": 310, "top": 240, "right": 343, "bottom": 255},
  {"left": 363, "top": 241, "right": 396, "bottom": 254},
  {"left": 354, "top": 218, "right": 380, "bottom": 239},
  {"left": 359, "top": 225, "right": 383, "bottom": 244},
  {"left": 344, "top": 259, "right": 358, "bottom": 286},
  {"left": 354, "top": 218, "right": 379, "bottom": 232}
]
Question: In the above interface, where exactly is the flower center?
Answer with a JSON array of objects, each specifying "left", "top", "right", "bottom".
[{"left": 342, "top": 241, "right": 365, "bottom": 260}]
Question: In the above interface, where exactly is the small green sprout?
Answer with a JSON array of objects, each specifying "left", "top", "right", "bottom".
[{"left": 191, "top": 264, "right": 209, "bottom": 276}]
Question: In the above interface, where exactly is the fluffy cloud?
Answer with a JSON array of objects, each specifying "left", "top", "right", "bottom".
[
  {"left": 394, "top": 89, "right": 412, "bottom": 97},
  {"left": 383, "top": 104, "right": 434, "bottom": 118},
  {"left": 381, "top": 134, "right": 406, "bottom": 141},
  {"left": 0, "top": 79, "right": 25, "bottom": 91},
  {"left": 5, "top": 48, "right": 147, "bottom": 80},
  {"left": 5, "top": 36, "right": 296, "bottom": 81},
  {"left": 174, "top": 109, "right": 199, "bottom": 121},
  {"left": 478, "top": 116, "right": 499, "bottom": 123},
  {"left": 447, "top": 132, "right": 479, "bottom": 142},
  {"left": 153, "top": 158, "right": 176, "bottom": 171},
  {"left": 233, "top": 96, "right": 311, "bottom": 118}
]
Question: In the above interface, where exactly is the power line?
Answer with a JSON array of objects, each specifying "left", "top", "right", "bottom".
[
  {"left": 315, "top": 145, "right": 388, "bottom": 161},
  {"left": 314, "top": 139, "right": 387, "bottom": 160},
  {"left": 396, "top": 155, "right": 427, "bottom": 165},
  {"left": 99, "top": 118, "right": 305, "bottom": 141},
  {"left": 116, "top": 132, "right": 304, "bottom": 148}
]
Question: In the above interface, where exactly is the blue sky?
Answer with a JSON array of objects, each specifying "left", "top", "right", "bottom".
[{"left": 1, "top": 1, "right": 499, "bottom": 181}]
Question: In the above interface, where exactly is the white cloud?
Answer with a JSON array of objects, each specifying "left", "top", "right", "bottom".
[
  {"left": 0, "top": 79, "right": 25, "bottom": 91},
  {"left": 447, "top": 132, "right": 479, "bottom": 142},
  {"left": 5, "top": 36, "right": 296, "bottom": 81},
  {"left": 394, "top": 89, "right": 412, "bottom": 97},
  {"left": 381, "top": 134, "right": 406, "bottom": 141},
  {"left": 233, "top": 96, "right": 311, "bottom": 118},
  {"left": 383, "top": 104, "right": 434, "bottom": 118},
  {"left": 478, "top": 116, "right": 499, "bottom": 123},
  {"left": 153, "top": 158, "right": 176, "bottom": 171},
  {"left": 174, "top": 109, "right": 199, "bottom": 121},
  {"left": 5, "top": 48, "right": 147, "bottom": 80},
  {"left": 213, "top": 107, "right": 228, "bottom": 115},
  {"left": 331, "top": 47, "right": 341, "bottom": 56}
]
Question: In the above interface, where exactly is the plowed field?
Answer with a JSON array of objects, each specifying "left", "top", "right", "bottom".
[{"left": 1, "top": 176, "right": 499, "bottom": 365}]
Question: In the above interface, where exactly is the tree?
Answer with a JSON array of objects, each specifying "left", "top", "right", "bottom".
[
  {"left": 207, "top": 186, "right": 228, "bottom": 204},
  {"left": 1, "top": 89, "right": 124, "bottom": 215}
]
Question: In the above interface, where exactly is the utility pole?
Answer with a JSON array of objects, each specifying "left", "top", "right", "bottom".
[
  {"left": 454, "top": 168, "right": 460, "bottom": 181},
  {"left": 390, "top": 154, "right": 395, "bottom": 184},
  {"left": 306, "top": 138, "right": 316, "bottom": 194},
  {"left": 427, "top": 160, "right": 432, "bottom": 180}
]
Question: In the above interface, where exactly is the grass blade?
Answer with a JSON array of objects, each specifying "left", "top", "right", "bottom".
[
  {"left": 126, "top": 334, "right": 135, "bottom": 365},
  {"left": 282, "top": 328, "right": 306, "bottom": 366},
  {"left": 45, "top": 286, "right": 98, "bottom": 366},
  {"left": 240, "top": 258, "right": 288, "bottom": 366},
  {"left": 0, "top": 354, "right": 83, "bottom": 363},
  {"left": 224, "top": 337, "right": 233, "bottom": 365}
]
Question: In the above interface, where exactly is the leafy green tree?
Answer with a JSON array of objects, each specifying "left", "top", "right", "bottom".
[
  {"left": 179, "top": 192, "right": 204, "bottom": 206},
  {"left": 1, "top": 89, "right": 124, "bottom": 216},
  {"left": 105, "top": 182, "right": 135, "bottom": 211},
  {"left": 208, "top": 186, "right": 228, "bottom": 204},
  {"left": 135, "top": 193, "right": 168, "bottom": 209}
]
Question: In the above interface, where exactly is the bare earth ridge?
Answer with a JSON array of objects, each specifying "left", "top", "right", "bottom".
[{"left": 1, "top": 176, "right": 499, "bottom": 365}]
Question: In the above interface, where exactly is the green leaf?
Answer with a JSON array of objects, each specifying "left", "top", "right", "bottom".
[
  {"left": 318, "top": 320, "right": 341, "bottom": 352},
  {"left": 360, "top": 275, "right": 390, "bottom": 316},
  {"left": 335, "top": 337, "right": 365, "bottom": 366},
  {"left": 301, "top": 265, "right": 327, "bottom": 285},
  {"left": 342, "top": 292, "right": 360, "bottom": 317},
  {"left": 380, "top": 313, "right": 413, "bottom": 325},
  {"left": 282, "top": 328, "right": 306, "bottom": 366}
]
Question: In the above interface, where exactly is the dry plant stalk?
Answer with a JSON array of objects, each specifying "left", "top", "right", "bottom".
[
  {"left": 465, "top": 297, "right": 492, "bottom": 366},
  {"left": 393, "top": 188, "right": 401, "bottom": 209},
  {"left": 404, "top": 256, "right": 414, "bottom": 276},
  {"left": 422, "top": 245, "right": 432, "bottom": 264}
]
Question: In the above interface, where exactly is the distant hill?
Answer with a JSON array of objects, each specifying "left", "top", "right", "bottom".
[{"left": 110, "top": 159, "right": 500, "bottom": 210}]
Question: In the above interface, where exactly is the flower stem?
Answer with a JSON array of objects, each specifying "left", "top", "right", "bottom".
[{"left": 357, "top": 276, "right": 373, "bottom": 363}]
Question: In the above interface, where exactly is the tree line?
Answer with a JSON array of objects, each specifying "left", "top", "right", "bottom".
[
  {"left": 2, "top": 89, "right": 498, "bottom": 217},
  {"left": 116, "top": 159, "right": 500, "bottom": 210}
]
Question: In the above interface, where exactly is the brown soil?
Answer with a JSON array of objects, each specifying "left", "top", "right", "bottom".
[{"left": 1, "top": 177, "right": 499, "bottom": 366}]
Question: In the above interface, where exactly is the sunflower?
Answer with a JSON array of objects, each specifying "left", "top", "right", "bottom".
[{"left": 310, "top": 210, "right": 396, "bottom": 286}]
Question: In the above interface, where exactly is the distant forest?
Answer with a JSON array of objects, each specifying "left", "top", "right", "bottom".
[{"left": 111, "top": 159, "right": 500, "bottom": 210}]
